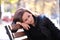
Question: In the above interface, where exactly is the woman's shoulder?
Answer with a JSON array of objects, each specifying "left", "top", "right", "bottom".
[
  {"left": 36, "top": 14, "right": 51, "bottom": 23},
  {"left": 37, "top": 14, "right": 47, "bottom": 20}
]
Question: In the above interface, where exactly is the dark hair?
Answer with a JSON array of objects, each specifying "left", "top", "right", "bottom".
[{"left": 13, "top": 8, "right": 33, "bottom": 24}]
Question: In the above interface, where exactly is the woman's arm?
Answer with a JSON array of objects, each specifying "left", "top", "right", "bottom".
[
  {"left": 16, "top": 22, "right": 30, "bottom": 30},
  {"left": 44, "top": 16, "right": 60, "bottom": 40}
]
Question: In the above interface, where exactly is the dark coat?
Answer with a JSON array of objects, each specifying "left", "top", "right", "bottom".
[{"left": 24, "top": 15, "right": 60, "bottom": 40}]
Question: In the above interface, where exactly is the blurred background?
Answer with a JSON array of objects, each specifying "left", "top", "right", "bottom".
[{"left": 0, "top": 0, "right": 60, "bottom": 40}]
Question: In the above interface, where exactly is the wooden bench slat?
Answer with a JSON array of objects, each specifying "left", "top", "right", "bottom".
[
  {"left": 23, "top": 38, "right": 29, "bottom": 40},
  {"left": 13, "top": 32, "right": 26, "bottom": 38}
]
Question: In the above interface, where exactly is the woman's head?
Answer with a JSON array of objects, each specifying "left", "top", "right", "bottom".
[{"left": 13, "top": 8, "right": 35, "bottom": 25}]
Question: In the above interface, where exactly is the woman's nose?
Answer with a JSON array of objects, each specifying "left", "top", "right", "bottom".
[{"left": 28, "top": 18, "right": 31, "bottom": 22}]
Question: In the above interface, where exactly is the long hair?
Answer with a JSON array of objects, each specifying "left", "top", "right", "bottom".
[{"left": 13, "top": 8, "right": 34, "bottom": 24}]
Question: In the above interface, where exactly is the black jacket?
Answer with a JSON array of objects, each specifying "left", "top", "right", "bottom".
[{"left": 24, "top": 15, "right": 60, "bottom": 40}]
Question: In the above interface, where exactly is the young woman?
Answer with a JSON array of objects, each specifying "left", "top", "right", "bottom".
[{"left": 11, "top": 8, "right": 60, "bottom": 40}]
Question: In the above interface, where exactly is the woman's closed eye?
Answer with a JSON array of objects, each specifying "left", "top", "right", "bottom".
[
  {"left": 28, "top": 15, "right": 30, "bottom": 18},
  {"left": 25, "top": 19, "right": 28, "bottom": 21},
  {"left": 24, "top": 15, "right": 30, "bottom": 21}
]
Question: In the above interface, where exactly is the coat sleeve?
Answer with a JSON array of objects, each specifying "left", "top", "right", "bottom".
[{"left": 44, "top": 16, "right": 60, "bottom": 40}]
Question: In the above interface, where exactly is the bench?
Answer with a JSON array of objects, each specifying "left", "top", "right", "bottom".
[{"left": 5, "top": 24, "right": 28, "bottom": 40}]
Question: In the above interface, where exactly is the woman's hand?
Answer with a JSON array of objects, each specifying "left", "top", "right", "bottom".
[{"left": 16, "top": 22, "right": 30, "bottom": 30}]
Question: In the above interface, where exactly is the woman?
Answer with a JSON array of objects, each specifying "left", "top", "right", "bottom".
[{"left": 11, "top": 8, "right": 60, "bottom": 40}]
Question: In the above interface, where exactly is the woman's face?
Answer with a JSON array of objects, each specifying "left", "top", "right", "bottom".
[{"left": 22, "top": 12, "right": 34, "bottom": 25}]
